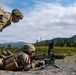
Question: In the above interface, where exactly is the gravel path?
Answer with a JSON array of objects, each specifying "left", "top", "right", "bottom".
[{"left": 0, "top": 61, "right": 76, "bottom": 75}]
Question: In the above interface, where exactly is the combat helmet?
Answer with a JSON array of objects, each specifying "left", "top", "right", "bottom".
[
  {"left": 12, "top": 9, "right": 23, "bottom": 19},
  {"left": 2, "top": 51, "right": 7, "bottom": 56},
  {"left": 22, "top": 44, "right": 35, "bottom": 53},
  {"left": 6, "top": 50, "right": 11, "bottom": 55}
]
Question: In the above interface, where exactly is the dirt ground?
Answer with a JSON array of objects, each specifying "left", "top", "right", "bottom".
[
  {"left": 64, "top": 55, "right": 76, "bottom": 62},
  {"left": 0, "top": 55, "right": 76, "bottom": 75}
]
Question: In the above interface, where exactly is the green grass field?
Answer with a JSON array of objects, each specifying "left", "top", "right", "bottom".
[
  {"left": 3, "top": 46, "right": 76, "bottom": 55},
  {"left": 35, "top": 46, "right": 76, "bottom": 55}
]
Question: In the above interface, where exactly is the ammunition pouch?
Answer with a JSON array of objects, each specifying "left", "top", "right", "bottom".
[{"left": 3, "top": 57, "right": 18, "bottom": 70}]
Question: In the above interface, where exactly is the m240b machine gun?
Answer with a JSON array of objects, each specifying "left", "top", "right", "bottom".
[{"left": 30, "top": 42, "right": 66, "bottom": 67}]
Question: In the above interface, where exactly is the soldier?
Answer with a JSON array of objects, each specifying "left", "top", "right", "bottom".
[
  {"left": 0, "top": 50, "right": 11, "bottom": 59},
  {"left": 0, "top": 51, "right": 7, "bottom": 58},
  {"left": 0, "top": 5, "right": 24, "bottom": 32},
  {"left": 48, "top": 41, "right": 54, "bottom": 55},
  {"left": 0, "top": 44, "right": 40, "bottom": 71}
]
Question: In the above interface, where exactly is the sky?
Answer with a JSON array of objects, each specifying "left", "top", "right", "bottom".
[{"left": 0, "top": 0, "right": 76, "bottom": 43}]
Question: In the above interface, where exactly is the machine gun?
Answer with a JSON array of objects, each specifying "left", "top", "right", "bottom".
[
  {"left": 30, "top": 54, "right": 65, "bottom": 60},
  {"left": 30, "top": 42, "right": 66, "bottom": 68}
]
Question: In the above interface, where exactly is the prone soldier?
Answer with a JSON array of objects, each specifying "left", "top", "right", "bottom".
[{"left": 0, "top": 44, "right": 40, "bottom": 71}]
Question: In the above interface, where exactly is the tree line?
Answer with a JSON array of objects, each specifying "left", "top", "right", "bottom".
[{"left": 35, "top": 38, "right": 76, "bottom": 47}]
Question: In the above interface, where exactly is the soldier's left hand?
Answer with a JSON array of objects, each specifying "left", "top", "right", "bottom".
[{"left": 35, "top": 60, "right": 40, "bottom": 65}]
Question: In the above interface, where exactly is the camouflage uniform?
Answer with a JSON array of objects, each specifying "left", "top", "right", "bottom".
[
  {"left": 0, "top": 44, "right": 37, "bottom": 71},
  {"left": 16, "top": 44, "right": 36, "bottom": 71},
  {"left": 0, "top": 50, "right": 11, "bottom": 69},
  {"left": 0, "top": 11, "right": 11, "bottom": 31},
  {"left": 16, "top": 52, "right": 31, "bottom": 71},
  {"left": 0, "top": 5, "right": 23, "bottom": 32},
  {"left": 18, "top": 44, "right": 36, "bottom": 70}
]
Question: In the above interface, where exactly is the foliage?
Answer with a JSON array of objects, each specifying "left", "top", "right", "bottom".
[
  {"left": 35, "top": 46, "right": 48, "bottom": 55},
  {"left": 34, "top": 38, "right": 76, "bottom": 47},
  {"left": 35, "top": 46, "right": 76, "bottom": 55},
  {"left": 10, "top": 46, "right": 22, "bottom": 53}
]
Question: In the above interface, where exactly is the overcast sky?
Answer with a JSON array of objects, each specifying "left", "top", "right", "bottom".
[{"left": 0, "top": 0, "right": 76, "bottom": 43}]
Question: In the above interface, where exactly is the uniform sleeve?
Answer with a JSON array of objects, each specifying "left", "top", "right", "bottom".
[
  {"left": 19, "top": 53, "right": 30, "bottom": 64},
  {"left": 0, "top": 12, "right": 11, "bottom": 32},
  {"left": 18, "top": 52, "right": 31, "bottom": 71}
]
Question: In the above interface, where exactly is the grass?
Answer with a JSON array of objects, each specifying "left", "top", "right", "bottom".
[
  {"left": 2, "top": 46, "right": 76, "bottom": 55},
  {"left": 35, "top": 46, "right": 76, "bottom": 55}
]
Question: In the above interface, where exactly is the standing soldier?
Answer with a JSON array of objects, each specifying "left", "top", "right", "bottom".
[
  {"left": 0, "top": 5, "right": 24, "bottom": 32},
  {"left": 48, "top": 41, "right": 54, "bottom": 55}
]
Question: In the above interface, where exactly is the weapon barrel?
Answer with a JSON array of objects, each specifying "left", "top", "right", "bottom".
[
  {"left": 54, "top": 54, "right": 65, "bottom": 59},
  {"left": 29, "top": 55, "right": 48, "bottom": 60},
  {"left": 30, "top": 54, "right": 66, "bottom": 60}
]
